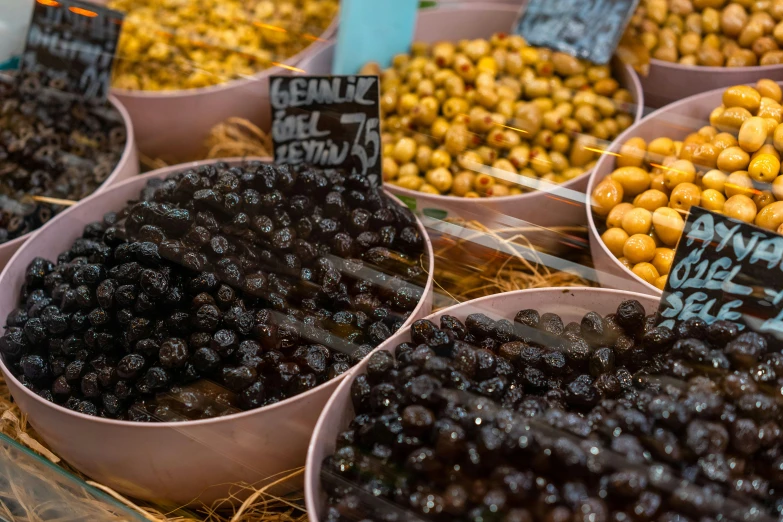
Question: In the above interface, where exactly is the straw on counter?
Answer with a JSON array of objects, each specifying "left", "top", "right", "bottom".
[{"left": 0, "top": 378, "right": 306, "bottom": 522}]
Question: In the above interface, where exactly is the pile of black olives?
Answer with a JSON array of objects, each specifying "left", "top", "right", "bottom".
[
  {"left": 0, "top": 162, "right": 427, "bottom": 421},
  {"left": 0, "top": 72, "right": 126, "bottom": 243},
  {"left": 322, "top": 301, "right": 783, "bottom": 521}
]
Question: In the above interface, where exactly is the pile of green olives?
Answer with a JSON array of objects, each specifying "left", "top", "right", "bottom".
[{"left": 365, "top": 34, "right": 636, "bottom": 198}]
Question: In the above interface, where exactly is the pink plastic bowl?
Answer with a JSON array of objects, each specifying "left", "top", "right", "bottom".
[
  {"left": 295, "top": 4, "right": 644, "bottom": 229},
  {"left": 111, "top": 18, "right": 338, "bottom": 164},
  {"left": 585, "top": 83, "right": 783, "bottom": 296},
  {"left": 640, "top": 60, "right": 783, "bottom": 109},
  {"left": 0, "top": 158, "right": 434, "bottom": 506},
  {"left": 304, "top": 287, "right": 662, "bottom": 521},
  {"left": 0, "top": 95, "right": 138, "bottom": 271}
]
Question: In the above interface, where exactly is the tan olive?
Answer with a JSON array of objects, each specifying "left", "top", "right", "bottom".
[
  {"left": 430, "top": 148, "right": 453, "bottom": 169},
  {"left": 451, "top": 171, "right": 475, "bottom": 197},
  {"left": 711, "top": 132, "right": 739, "bottom": 151},
  {"left": 620, "top": 207, "right": 653, "bottom": 236},
  {"left": 602, "top": 228, "right": 630, "bottom": 258},
  {"left": 623, "top": 234, "right": 657, "bottom": 264},
  {"left": 664, "top": 159, "right": 697, "bottom": 189},
  {"left": 738, "top": 116, "right": 769, "bottom": 152},
  {"left": 607, "top": 202, "right": 636, "bottom": 228},
  {"left": 773, "top": 174, "right": 783, "bottom": 199},
  {"left": 395, "top": 175, "right": 424, "bottom": 191},
  {"left": 670, "top": 182, "right": 702, "bottom": 211},
  {"left": 570, "top": 136, "right": 598, "bottom": 167},
  {"left": 759, "top": 99, "right": 783, "bottom": 122},
  {"left": 755, "top": 201, "right": 783, "bottom": 229},
  {"left": 634, "top": 189, "right": 670, "bottom": 211},
  {"left": 715, "top": 106, "right": 753, "bottom": 133},
  {"left": 383, "top": 157, "right": 399, "bottom": 181},
  {"left": 749, "top": 153, "right": 782, "bottom": 182},
  {"left": 617, "top": 137, "right": 647, "bottom": 168},
  {"left": 611, "top": 166, "right": 652, "bottom": 196},
  {"left": 723, "top": 85, "right": 761, "bottom": 113},
  {"left": 399, "top": 163, "right": 420, "bottom": 179},
  {"left": 717, "top": 146, "right": 751, "bottom": 171},
  {"left": 761, "top": 50, "right": 783, "bottom": 64},
  {"left": 755, "top": 189, "right": 777, "bottom": 209},
  {"left": 724, "top": 195, "right": 757, "bottom": 222},
  {"left": 633, "top": 263, "right": 661, "bottom": 286},
  {"left": 725, "top": 171, "right": 756, "bottom": 197},
  {"left": 701, "top": 188, "right": 727, "bottom": 211},
  {"left": 753, "top": 143, "right": 781, "bottom": 159},
  {"left": 393, "top": 137, "right": 417, "bottom": 163},
  {"left": 651, "top": 173, "right": 667, "bottom": 192},
  {"left": 653, "top": 207, "right": 686, "bottom": 247},
  {"left": 416, "top": 146, "right": 433, "bottom": 172},
  {"left": 758, "top": 79, "right": 783, "bottom": 102},
  {"left": 652, "top": 248, "right": 676, "bottom": 276},
  {"left": 701, "top": 169, "right": 728, "bottom": 191},
  {"left": 648, "top": 137, "right": 677, "bottom": 158},
  {"left": 692, "top": 143, "right": 720, "bottom": 168},
  {"left": 698, "top": 125, "right": 720, "bottom": 139},
  {"left": 727, "top": 49, "right": 759, "bottom": 66},
  {"left": 592, "top": 178, "right": 624, "bottom": 216}
]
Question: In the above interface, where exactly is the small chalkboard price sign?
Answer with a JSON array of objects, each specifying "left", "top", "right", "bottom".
[
  {"left": 514, "top": 0, "right": 640, "bottom": 64},
  {"left": 21, "top": 0, "right": 125, "bottom": 101},
  {"left": 658, "top": 206, "right": 783, "bottom": 340},
  {"left": 269, "top": 75, "right": 381, "bottom": 187}
]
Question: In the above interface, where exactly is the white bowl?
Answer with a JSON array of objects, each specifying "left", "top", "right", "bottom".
[
  {"left": 641, "top": 59, "right": 783, "bottom": 109},
  {"left": 304, "top": 287, "right": 662, "bottom": 521},
  {"left": 0, "top": 158, "right": 434, "bottom": 506},
  {"left": 112, "top": 17, "right": 338, "bottom": 164},
  {"left": 0, "top": 94, "right": 138, "bottom": 271},
  {"left": 585, "top": 83, "right": 782, "bottom": 295},
  {"left": 296, "top": 4, "right": 644, "bottom": 229}
]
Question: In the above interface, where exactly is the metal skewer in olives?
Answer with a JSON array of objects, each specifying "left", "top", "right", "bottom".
[
  {"left": 0, "top": 73, "right": 126, "bottom": 244},
  {"left": 0, "top": 162, "right": 428, "bottom": 421},
  {"left": 592, "top": 79, "right": 783, "bottom": 290},
  {"left": 370, "top": 34, "right": 636, "bottom": 198},
  {"left": 322, "top": 302, "right": 783, "bottom": 522}
]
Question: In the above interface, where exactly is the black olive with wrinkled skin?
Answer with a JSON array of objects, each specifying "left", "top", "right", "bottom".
[{"left": 2, "top": 163, "right": 425, "bottom": 421}]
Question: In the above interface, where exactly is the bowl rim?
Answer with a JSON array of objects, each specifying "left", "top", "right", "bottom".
[
  {"left": 0, "top": 157, "right": 436, "bottom": 429},
  {"left": 583, "top": 82, "right": 783, "bottom": 295},
  {"left": 303, "top": 286, "right": 663, "bottom": 520},
  {"left": 0, "top": 93, "right": 137, "bottom": 254},
  {"left": 110, "top": 14, "right": 339, "bottom": 99},
  {"left": 295, "top": 4, "right": 645, "bottom": 207},
  {"left": 649, "top": 57, "right": 783, "bottom": 73}
]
